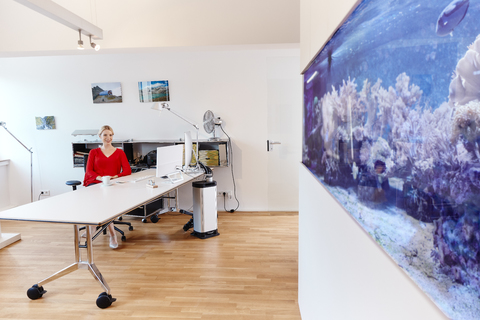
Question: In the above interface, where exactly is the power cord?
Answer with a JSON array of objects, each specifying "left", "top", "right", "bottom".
[
  {"left": 222, "top": 192, "right": 228, "bottom": 211},
  {"left": 38, "top": 191, "right": 47, "bottom": 201},
  {"left": 220, "top": 124, "right": 240, "bottom": 212}
]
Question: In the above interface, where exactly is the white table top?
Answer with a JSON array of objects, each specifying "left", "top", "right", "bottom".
[{"left": 0, "top": 169, "right": 202, "bottom": 226}]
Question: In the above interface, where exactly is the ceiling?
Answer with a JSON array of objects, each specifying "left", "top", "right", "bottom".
[{"left": 0, "top": 0, "right": 300, "bottom": 57}]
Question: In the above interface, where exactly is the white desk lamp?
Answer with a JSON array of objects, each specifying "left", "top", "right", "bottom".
[
  {"left": 0, "top": 122, "right": 33, "bottom": 202},
  {"left": 151, "top": 103, "right": 200, "bottom": 172}
]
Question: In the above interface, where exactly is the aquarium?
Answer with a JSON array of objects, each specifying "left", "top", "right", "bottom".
[{"left": 303, "top": 0, "right": 480, "bottom": 318}]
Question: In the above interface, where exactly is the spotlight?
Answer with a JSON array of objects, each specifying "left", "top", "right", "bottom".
[
  {"left": 89, "top": 35, "right": 100, "bottom": 51},
  {"left": 77, "top": 29, "right": 84, "bottom": 50}
]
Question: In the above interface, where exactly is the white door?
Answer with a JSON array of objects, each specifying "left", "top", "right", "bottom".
[{"left": 266, "top": 56, "right": 302, "bottom": 211}]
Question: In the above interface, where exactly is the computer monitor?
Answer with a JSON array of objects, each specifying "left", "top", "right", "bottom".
[
  {"left": 184, "top": 131, "right": 193, "bottom": 170},
  {"left": 156, "top": 144, "right": 184, "bottom": 178}
]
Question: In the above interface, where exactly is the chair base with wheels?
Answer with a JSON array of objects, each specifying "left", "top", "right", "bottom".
[{"left": 65, "top": 180, "right": 133, "bottom": 240}]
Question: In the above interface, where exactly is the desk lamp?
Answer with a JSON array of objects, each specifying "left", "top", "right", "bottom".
[
  {"left": 0, "top": 122, "right": 33, "bottom": 202},
  {"left": 151, "top": 103, "right": 200, "bottom": 172}
]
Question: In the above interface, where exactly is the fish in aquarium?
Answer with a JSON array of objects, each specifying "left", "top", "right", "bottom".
[{"left": 436, "top": 0, "right": 469, "bottom": 36}]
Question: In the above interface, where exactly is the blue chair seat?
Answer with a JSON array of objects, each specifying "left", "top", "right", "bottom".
[{"left": 66, "top": 180, "right": 82, "bottom": 190}]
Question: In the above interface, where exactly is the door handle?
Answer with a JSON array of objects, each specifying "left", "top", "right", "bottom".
[{"left": 267, "top": 140, "right": 281, "bottom": 151}]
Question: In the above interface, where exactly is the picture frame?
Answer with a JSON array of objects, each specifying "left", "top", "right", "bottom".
[
  {"left": 35, "top": 116, "right": 56, "bottom": 130},
  {"left": 91, "top": 82, "right": 123, "bottom": 103},
  {"left": 138, "top": 80, "right": 170, "bottom": 102}
]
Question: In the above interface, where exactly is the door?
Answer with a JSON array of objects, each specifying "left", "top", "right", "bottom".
[{"left": 266, "top": 56, "right": 302, "bottom": 211}]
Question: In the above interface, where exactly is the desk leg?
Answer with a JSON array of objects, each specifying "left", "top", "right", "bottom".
[
  {"left": 26, "top": 225, "right": 116, "bottom": 308},
  {"left": 0, "top": 221, "right": 21, "bottom": 249},
  {"left": 175, "top": 188, "right": 179, "bottom": 212}
]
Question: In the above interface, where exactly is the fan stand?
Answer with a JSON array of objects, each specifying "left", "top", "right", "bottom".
[{"left": 208, "top": 125, "right": 221, "bottom": 141}]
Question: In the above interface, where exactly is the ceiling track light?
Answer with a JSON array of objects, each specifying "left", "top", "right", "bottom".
[
  {"left": 89, "top": 35, "right": 100, "bottom": 51},
  {"left": 77, "top": 29, "right": 101, "bottom": 51},
  {"left": 77, "top": 29, "right": 84, "bottom": 50}
]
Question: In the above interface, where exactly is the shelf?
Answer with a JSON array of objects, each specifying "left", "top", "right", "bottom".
[
  {"left": 71, "top": 130, "right": 98, "bottom": 136},
  {"left": 72, "top": 139, "right": 229, "bottom": 168}
]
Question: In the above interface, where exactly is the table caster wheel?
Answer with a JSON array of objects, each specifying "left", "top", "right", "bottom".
[
  {"left": 142, "top": 219, "right": 147, "bottom": 223},
  {"left": 129, "top": 225, "right": 134, "bottom": 231},
  {"left": 121, "top": 235, "right": 126, "bottom": 241},
  {"left": 96, "top": 292, "right": 116, "bottom": 309},
  {"left": 118, "top": 216, "right": 122, "bottom": 221},
  {"left": 27, "top": 284, "right": 46, "bottom": 300},
  {"left": 150, "top": 215, "right": 160, "bottom": 223},
  {"left": 183, "top": 218, "right": 193, "bottom": 231}
]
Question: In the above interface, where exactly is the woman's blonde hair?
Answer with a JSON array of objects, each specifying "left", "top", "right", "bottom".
[{"left": 98, "top": 125, "right": 114, "bottom": 136}]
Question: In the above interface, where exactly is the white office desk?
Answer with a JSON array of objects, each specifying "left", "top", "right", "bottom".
[{"left": 0, "top": 169, "right": 202, "bottom": 308}]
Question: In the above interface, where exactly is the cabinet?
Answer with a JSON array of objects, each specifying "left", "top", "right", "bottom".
[{"left": 72, "top": 139, "right": 229, "bottom": 168}]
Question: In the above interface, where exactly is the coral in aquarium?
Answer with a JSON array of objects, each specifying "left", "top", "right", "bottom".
[
  {"left": 320, "top": 78, "right": 363, "bottom": 159},
  {"left": 360, "top": 137, "right": 395, "bottom": 176},
  {"left": 395, "top": 99, "right": 480, "bottom": 218},
  {"left": 303, "top": 96, "right": 324, "bottom": 174},
  {"left": 452, "top": 100, "right": 480, "bottom": 146},
  {"left": 318, "top": 73, "right": 423, "bottom": 179},
  {"left": 449, "top": 34, "right": 480, "bottom": 106},
  {"left": 432, "top": 208, "right": 480, "bottom": 288},
  {"left": 397, "top": 103, "right": 455, "bottom": 185},
  {"left": 311, "top": 61, "right": 480, "bottom": 208},
  {"left": 361, "top": 73, "right": 422, "bottom": 146}
]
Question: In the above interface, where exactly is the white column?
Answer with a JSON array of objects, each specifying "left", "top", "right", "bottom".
[{"left": 0, "top": 160, "right": 21, "bottom": 249}]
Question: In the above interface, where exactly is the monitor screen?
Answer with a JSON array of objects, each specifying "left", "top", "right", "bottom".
[{"left": 155, "top": 144, "right": 184, "bottom": 177}]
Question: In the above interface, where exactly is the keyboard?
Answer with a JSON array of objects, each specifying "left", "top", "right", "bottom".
[{"left": 130, "top": 175, "right": 154, "bottom": 183}]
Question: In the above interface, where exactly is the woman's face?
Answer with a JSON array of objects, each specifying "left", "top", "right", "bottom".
[{"left": 100, "top": 129, "right": 113, "bottom": 145}]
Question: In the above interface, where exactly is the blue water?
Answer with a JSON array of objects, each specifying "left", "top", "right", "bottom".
[{"left": 305, "top": 0, "right": 480, "bottom": 109}]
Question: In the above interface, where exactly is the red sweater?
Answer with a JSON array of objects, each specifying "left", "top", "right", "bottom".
[{"left": 83, "top": 148, "right": 132, "bottom": 186}]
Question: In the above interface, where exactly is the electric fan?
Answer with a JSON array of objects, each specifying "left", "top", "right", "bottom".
[{"left": 203, "top": 110, "right": 222, "bottom": 141}]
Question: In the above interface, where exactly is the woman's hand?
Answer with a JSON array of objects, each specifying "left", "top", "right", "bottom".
[
  {"left": 112, "top": 175, "right": 119, "bottom": 179},
  {"left": 96, "top": 176, "right": 102, "bottom": 181}
]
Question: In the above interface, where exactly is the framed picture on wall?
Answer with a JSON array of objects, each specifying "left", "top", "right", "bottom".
[
  {"left": 138, "top": 80, "right": 170, "bottom": 102},
  {"left": 302, "top": 0, "right": 480, "bottom": 318},
  {"left": 35, "top": 116, "right": 56, "bottom": 130},
  {"left": 91, "top": 82, "right": 122, "bottom": 103}
]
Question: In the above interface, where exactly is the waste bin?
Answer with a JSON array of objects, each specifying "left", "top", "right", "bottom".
[{"left": 192, "top": 179, "right": 220, "bottom": 239}]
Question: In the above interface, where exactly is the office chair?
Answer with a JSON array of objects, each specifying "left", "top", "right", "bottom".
[{"left": 66, "top": 154, "right": 133, "bottom": 241}]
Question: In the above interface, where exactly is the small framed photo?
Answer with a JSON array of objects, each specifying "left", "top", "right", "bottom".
[
  {"left": 138, "top": 80, "right": 170, "bottom": 102},
  {"left": 35, "top": 116, "right": 56, "bottom": 130},
  {"left": 91, "top": 82, "right": 122, "bottom": 103}
]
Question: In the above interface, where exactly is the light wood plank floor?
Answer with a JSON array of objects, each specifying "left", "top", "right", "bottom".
[{"left": 0, "top": 212, "right": 300, "bottom": 320}]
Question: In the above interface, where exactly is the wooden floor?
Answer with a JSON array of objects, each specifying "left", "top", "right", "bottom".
[{"left": 0, "top": 212, "right": 300, "bottom": 320}]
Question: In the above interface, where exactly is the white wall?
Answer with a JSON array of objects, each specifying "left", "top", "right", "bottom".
[
  {"left": 298, "top": 166, "right": 447, "bottom": 319},
  {"left": 0, "top": 45, "right": 301, "bottom": 211},
  {"left": 300, "top": 0, "right": 355, "bottom": 71},
  {"left": 298, "top": 0, "right": 448, "bottom": 319}
]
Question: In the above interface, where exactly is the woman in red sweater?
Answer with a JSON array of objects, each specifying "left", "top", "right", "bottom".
[{"left": 83, "top": 125, "right": 131, "bottom": 249}]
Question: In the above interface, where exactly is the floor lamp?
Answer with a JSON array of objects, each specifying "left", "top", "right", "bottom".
[
  {"left": 151, "top": 103, "right": 200, "bottom": 172},
  {"left": 0, "top": 122, "right": 33, "bottom": 203}
]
